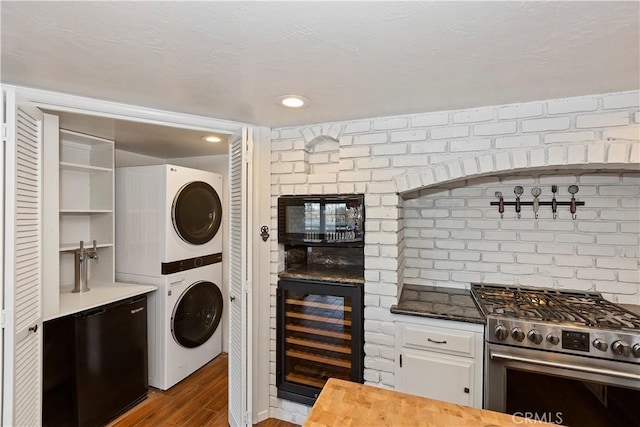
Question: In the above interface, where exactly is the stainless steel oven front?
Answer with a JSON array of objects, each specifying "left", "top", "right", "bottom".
[{"left": 486, "top": 343, "right": 640, "bottom": 426}]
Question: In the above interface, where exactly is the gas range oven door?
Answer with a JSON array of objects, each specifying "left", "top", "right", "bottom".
[{"left": 485, "top": 343, "right": 640, "bottom": 427}]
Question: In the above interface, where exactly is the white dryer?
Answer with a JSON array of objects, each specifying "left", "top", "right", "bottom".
[
  {"left": 118, "top": 262, "right": 223, "bottom": 390},
  {"left": 116, "top": 164, "right": 223, "bottom": 278}
]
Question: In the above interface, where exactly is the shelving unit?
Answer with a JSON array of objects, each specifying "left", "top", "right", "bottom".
[
  {"left": 58, "top": 129, "right": 114, "bottom": 286},
  {"left": 277, "top": 279, "right": 364, "bottom": 405}
]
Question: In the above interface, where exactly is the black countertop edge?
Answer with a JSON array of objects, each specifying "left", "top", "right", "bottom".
[
  {"left": 390, "top": 283, "right": 486, "bottom": 325},
  {"left": 390, "top": 306, "right": 486, "bottom": 325}
]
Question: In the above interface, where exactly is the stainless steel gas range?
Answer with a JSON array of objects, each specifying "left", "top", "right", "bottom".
[{"left": 471, "top": 284, "right": 640, "bottom": 427}]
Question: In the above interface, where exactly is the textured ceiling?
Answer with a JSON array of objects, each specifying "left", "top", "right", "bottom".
[{"left": 2, "top": 1, "right": 639, "bottom": 129}]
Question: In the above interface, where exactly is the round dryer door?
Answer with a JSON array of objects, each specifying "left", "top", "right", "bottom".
[
  {"left": 172, "top": 181, "right": 222, "bottom": 245},
  {"left": 171, "top": 281, "right": 223, "bottom": 348}
]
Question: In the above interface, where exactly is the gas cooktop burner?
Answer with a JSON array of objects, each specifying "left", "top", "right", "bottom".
[
  {"left": 473, "top": 284, "right": 640, "bottom": 363},
  {"left": 471, "top": 283, "right": 640, "bottom": 330}
]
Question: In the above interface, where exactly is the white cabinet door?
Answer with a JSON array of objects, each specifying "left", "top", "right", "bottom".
[
  {"left": 399, "top": 348, "right": 475, "bottom": 407},
  {"left": 228, "top": 127, "right": 253, "bottom": 427},
  {"left": 2, "top": 87, "right": 44, "bottom": 427}
]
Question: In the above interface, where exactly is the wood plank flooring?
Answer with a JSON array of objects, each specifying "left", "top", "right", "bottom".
[{"left": 108, "top": 353, "right": 298, "bottom": 427}]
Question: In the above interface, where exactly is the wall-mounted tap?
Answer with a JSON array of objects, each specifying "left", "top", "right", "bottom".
[{"left": 73, "top": 240, "right": 99, "bottom": 293}]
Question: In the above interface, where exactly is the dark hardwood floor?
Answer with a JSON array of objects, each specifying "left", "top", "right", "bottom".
[{"left": 108, "top": 353, "right": 298, "bottom": 427}]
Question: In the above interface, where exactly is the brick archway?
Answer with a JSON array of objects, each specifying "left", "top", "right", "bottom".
[{"left": 393, "top": 140, "right": 639, "bottom": 195}]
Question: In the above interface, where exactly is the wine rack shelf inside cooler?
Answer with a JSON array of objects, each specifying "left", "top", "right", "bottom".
[{"left": 277, "top": 279, "right": 364, "bottom": 405}]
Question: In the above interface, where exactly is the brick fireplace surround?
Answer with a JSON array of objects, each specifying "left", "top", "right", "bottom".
[{"left": 268, "top": 90, "right": 640, "bottom": 422}]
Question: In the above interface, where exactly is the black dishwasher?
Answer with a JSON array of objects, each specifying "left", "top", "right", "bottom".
[{"left": 44, "top": 295, "right": 148, "bottom": 427}]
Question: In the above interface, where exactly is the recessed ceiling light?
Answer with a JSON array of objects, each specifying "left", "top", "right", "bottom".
[
  {"left": 277, "top": 95, "right": 309, "bottom": 108},
  {"left": 202, "top": 135, "right": 222, "bottom": 143}
]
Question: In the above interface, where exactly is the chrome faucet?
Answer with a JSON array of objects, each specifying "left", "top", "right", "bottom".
[{"left": 73, "top": 240, "right": 99, "bottom": 293}]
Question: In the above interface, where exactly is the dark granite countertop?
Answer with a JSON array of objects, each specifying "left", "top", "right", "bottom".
[
  {"left": 391, "top": 284, "right": 485, "bottom": 324},
  {"left": 278, "top": 264, "right": 364, "bottom": 284}
]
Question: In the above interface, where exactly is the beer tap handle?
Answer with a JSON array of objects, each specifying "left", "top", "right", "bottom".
[
  {"left": 91, "top": 239, "right": 99, "bottom": 260},
  {"left": 514, "top": 186, "right": 524, "bottom": 219},
  {"left": 495, "top": 192, "right": 504, "bottom": 218},
  {"left": 531, "top": 187, "right": 542, "bottom": 219},
  {"left": 568, "top": 185, "right": 579, "bottom": 220}
]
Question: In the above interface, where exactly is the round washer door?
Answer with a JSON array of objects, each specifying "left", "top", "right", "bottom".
[
  {"left": 172, "top": 181, "right": 222, "bottom": 245},
  {"left": 171, "top": 281, "right": 223, "bottom": 348}
]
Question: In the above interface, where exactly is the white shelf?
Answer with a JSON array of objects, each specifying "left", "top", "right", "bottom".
[
  {"left": 60, "top": 209, "right": 113, "bottom": 214},
  {"left": 60, "top": 128, "right": 114, "bottom": 146},
  {"left": 58, "top": 127, "right": 115, "bottom": 287},
  {"left": 60, "top": 242, "right": 114, "bottom": 252},
  {"left": 59, "top": 161, "right": 112, "bottom": 173}
]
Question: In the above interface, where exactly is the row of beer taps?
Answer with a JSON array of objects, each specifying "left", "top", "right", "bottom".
[{"left": 491, "top": 185, "right": 584, "bottom": 220}]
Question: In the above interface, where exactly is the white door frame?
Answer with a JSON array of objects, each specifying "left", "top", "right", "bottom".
[
  {"left": 251, "top": 126, "right": 272, "bottom": 423},
  {"left": 1, "top": 85, "right": 271, "bottom": 423}
]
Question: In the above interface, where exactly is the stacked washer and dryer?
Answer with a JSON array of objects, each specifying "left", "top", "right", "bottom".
[{"left": 115, "top": 164, "right": 224, "bottom": 390}]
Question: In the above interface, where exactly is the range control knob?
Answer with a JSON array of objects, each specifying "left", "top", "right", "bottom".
[
  {"left": 632, "top": 344, "right": 640, "bottom": 358},
  {"left": 494, "top": 325, "right": 508, "bottom": 341},
  {"left": 546, "top": 334, "right": 560, "bottom": 346},
  {"left": 592, "top": 338, "right": 608, "bottom": 352},
  {"left": 510, "top": 328, "right": 525, "bottom": 342},
  {"left": 612, "top": 340, "right": 631, "bottom": 357},
  {"left": 527, "top": 329, "right": 543, "bottom": 345}
]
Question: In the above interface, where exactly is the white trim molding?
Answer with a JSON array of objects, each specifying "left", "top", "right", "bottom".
[{"left": 8, "top": 85, "right": 246, "bottom": 134}]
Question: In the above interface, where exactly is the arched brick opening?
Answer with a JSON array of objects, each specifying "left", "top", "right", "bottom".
[{"left": 394, "top": 140, "right": 639, "bottom": 195}]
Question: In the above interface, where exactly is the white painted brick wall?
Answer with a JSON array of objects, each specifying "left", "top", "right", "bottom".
[
  {"left": 547, "top": 97, "right": 599, "bottom": 114},
  {"left": 431, "top": 125, "right": 469, "bottom": 140},
  {"left": 268, "top": 90, "right": 640, "bottom": 420},
  {"left": 576, "top": 112, "right": 630, "bottom": 128},
  {"left": 404, "top": 173, "right": 639, "bottom": 301},
  {"left": 498, "top": 103, "right": 544, "bottom": 119},
  {"left": 474, "top": 121, "right": 517, "bottom": 136},
  {"left": 603, "top": 92, "right": 640, "bottom": 109},
  {"left": 522, "top": 117, "right": 571, "bottom": 132}
]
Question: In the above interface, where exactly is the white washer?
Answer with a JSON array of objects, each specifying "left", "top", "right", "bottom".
[
  {"left": 115, "top": 164, "right": 223, "bottom": 278},
  {"left": 118, "top": 262, "right": 223, "bottom": 390}
]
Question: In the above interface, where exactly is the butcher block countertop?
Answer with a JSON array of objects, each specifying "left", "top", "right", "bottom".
[{"left": 304, "top": 378, "right": 558, "bottom": 427}]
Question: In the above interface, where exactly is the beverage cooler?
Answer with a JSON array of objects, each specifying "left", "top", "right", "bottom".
[{"left": 277, "top": 278, "right": 364, "bottom": 405}]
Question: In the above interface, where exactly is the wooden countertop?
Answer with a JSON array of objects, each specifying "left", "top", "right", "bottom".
[{"left": 304, "top": 378, "right": 557, "bottom": 427}]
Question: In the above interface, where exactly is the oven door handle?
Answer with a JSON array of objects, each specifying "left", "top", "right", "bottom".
[{"left": 491, "top": 352, "right": 640, "bottom": 381}]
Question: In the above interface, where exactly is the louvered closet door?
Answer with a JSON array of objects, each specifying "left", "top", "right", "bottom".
[
  {"left": 228, "top": 127, "right": 253, "bottom": 427},
  {"left": 2, "top": 88, "right": 44, "bottom": 427}
]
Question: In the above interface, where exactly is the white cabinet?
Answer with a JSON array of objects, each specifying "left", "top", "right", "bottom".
[
  {"left": 395, "top": 316, "right": 484, "bottom": 408},
  {"left": 58, "top": 129, "right": 115, "bottom": 287}
]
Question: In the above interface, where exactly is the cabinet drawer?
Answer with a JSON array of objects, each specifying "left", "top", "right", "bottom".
[{"left": 401, "top": 324, "right": 474, "bottom": 356}]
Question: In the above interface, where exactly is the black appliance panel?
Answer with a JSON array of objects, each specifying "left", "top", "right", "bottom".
[
  {"left": 172, "top": 181, "right": 222, "bottom": 245},
  {"left": 171, "top": 281, "right": 223, "bottom": 348},
  {"left": 278, "top": 194, "right": 364, "bottom": 247},
  {"left": 43, "top": 295, "right": 149, "bottom": 427},
  {"left": 74, "top": 296, "right": 148, "bottom": 427},
  {"left": 277, "top": 278, "right": 364, "bottom": 405},
  {"left": 161, "top": 252, "right": 222, "bottom": 275}
]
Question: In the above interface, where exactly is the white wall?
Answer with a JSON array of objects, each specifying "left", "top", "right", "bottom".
[
  {"left": 115, "top": 149, "right": 164, "bottom": 167},
  {"left": 269, "top": 90, "right": 640, "bottom": 423},
  {"left": 403, "top": 171, "right": 639, "bottom": 301}
]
